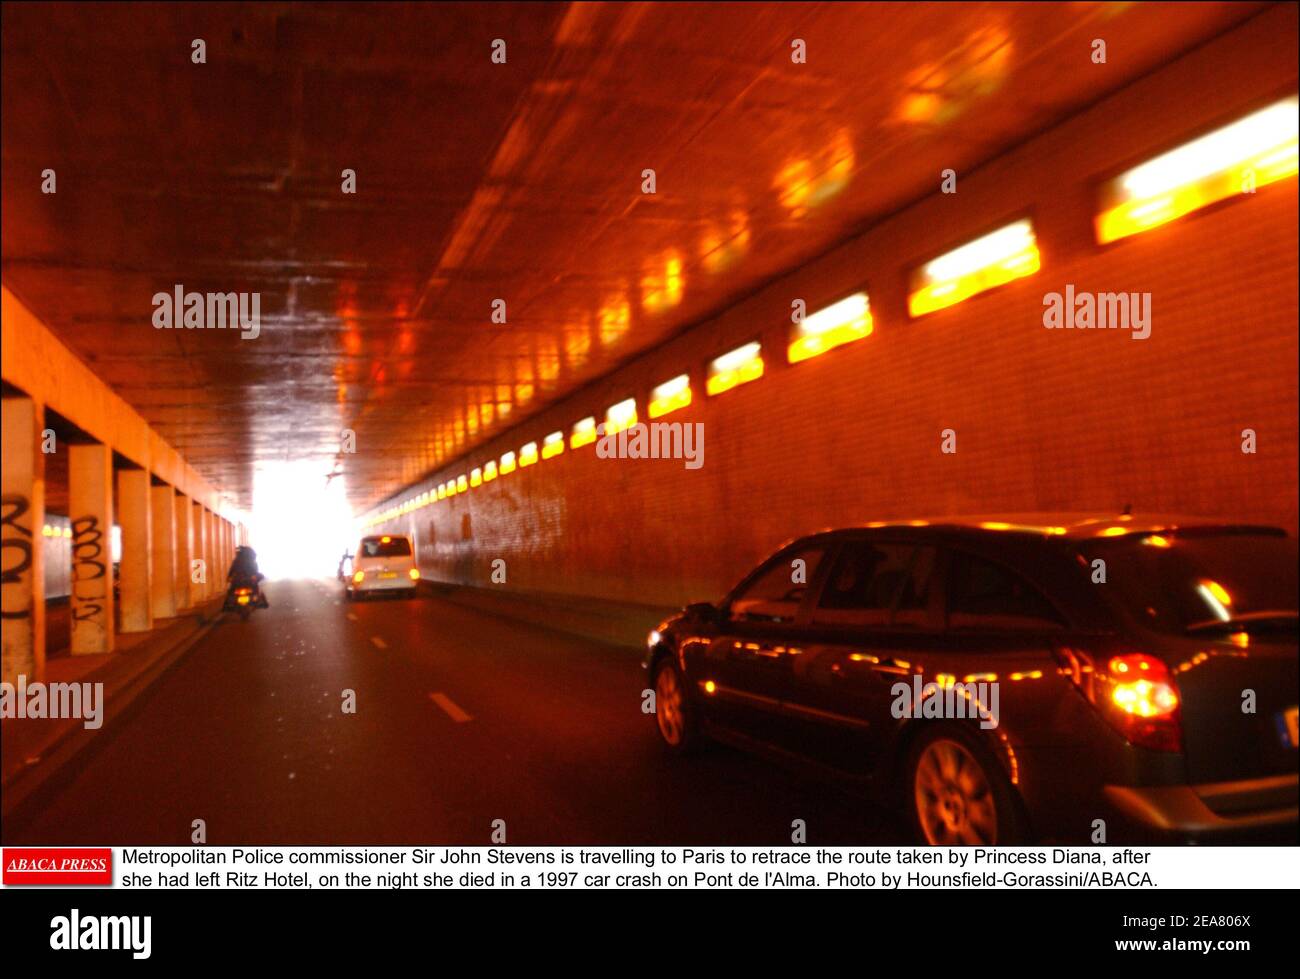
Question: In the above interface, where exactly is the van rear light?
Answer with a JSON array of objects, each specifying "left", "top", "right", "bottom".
[
  {"left": 352, "top": 571, "right": 365, "bottom": 583},
  {"left": 1055, "top": 649, "right": 1182, "bottom": 752},
  {"left": 408, "top": 568, "right": 420, "bottom": 580}
]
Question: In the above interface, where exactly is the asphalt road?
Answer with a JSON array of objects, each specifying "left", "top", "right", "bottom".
[{"left": 4, "top": 580, "right": 904, "bottom": 845}]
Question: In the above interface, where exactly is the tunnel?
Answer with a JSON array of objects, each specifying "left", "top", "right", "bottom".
[{"left": 1, "top": 2, "right": 1297, "bottom": 854}]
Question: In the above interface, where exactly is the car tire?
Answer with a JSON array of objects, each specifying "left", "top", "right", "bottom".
[
  {"left": 651, "top": 657, "right": 702, "bottom": 755},
  {"left": 904, "top": 725, "right": 1029, "bottom": 845}
]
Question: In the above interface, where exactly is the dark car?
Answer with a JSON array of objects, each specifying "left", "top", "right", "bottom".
[{"left": 644, "top": 514, "right": 1299, "bottom": 845}]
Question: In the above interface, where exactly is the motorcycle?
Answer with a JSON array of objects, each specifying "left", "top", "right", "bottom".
[{"left": 223, "top": 573, "right": 268, "bottom": 621}]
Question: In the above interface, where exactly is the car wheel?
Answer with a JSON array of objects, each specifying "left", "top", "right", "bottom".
[
  {"left": 906, "top": 726, "right": 1028, "bottom": 845},
  {"left": 652, "top": 658, "right": 701, "bottom": 754}
]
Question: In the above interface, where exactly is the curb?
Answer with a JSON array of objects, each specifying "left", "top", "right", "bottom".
[{"left": 1, "top": 602, "right": 225, "bottom": 833}]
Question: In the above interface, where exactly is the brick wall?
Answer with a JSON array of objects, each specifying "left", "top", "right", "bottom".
[{"left": 375, "top": 6, "right": 1299, "bottom": 608}]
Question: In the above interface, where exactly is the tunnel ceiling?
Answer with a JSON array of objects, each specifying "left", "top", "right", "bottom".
[{"left": 1, "top": 1, "right": 1262, "bottom": 514}]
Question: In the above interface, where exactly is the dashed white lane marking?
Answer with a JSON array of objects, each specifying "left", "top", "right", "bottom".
[
  {"left": 429, "top": 692, "right": 472, "bottom": 723},
  {"left": 370, "top": 636, "right": 387, "bottom": 649},
  {"left": 347, "top": 612, "right": 358, "bottom": 621}
]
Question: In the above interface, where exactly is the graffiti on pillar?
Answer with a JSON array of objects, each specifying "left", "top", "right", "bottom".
[
  {"left": 1, "top": 495, "right": 33, "bottom": 620},
  {"left": 70, "top": 515, "right": 108, "bottom": 622}
]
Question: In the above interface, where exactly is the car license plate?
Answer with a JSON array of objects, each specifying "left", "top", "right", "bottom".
[
  {"left": 379, "top": 571, "right": 398, "bottom": 579},
  {"left": 1280, "top": 706, "right": 1299, "bottom": 749}
]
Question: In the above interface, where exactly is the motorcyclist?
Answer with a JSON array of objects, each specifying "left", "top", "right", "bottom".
[{"left": 227, "top": 545, "right": 269, "bottom": 607}]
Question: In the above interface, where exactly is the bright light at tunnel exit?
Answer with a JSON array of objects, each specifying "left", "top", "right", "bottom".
[{"left": 249, "top": 461, "right": 356, "bottom": 579}]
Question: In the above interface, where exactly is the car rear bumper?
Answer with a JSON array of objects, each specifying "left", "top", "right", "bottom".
[
  {"left": 351, "top": 576, "right": 416, "bottom": 593},
  {"left": 1104, "top": 773, "right": 1298, "bottom": 842}
]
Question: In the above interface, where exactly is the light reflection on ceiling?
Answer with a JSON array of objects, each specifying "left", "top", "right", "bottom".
[{"left": 0, "top": 2, "right": 1264, "bottom": 513}]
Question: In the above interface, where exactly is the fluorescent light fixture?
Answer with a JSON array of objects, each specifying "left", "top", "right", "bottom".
[
  {"left": 456, "top": 474, "right": 468, "bottom": 493},
  {"left": 648, "top": 374, "right": 692, "bottom": 418},
  {"left": 542, "top": 431, "right": 565, "bottom": 459},
  {"left": 1096, "top": 96, "right": 1299, "bottom": 244},
  {"left": 470, "top": 468, "right": 483, "bottom": 487},
  {"left": 707, "top": 341, "right": 764, "bottom": 396},
  {"left": 606, "top": 398, "right": 638, "bottom": 434},
  {"left": 789, "top": 292, "right": 872, "bottom": 363},
  {"left": 519, "top": 441, "right": 539, "bottom": 467},
  {"left": 909, "top": 220, "right": 1040, "bottom": 317},
  {"left": 499, "top": 451, "right": 517, "bottom": 475},
  {"left": 483, "top": 460, "right": 498, "bottom": 482},
  {"left": 570, "top": 416, "right": 597, "bottom": 449}
]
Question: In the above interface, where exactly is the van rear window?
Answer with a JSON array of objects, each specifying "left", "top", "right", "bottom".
[{"left": 360, "top": 537, "right": 411, "bottom": 558}]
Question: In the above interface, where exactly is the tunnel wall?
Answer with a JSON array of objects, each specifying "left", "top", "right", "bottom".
[{"left": 377, "top": 8, "right": 1299, "bottom": 609}]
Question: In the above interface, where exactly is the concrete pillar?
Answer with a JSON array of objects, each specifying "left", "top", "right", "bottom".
[
  {"left": 1, "top": 395, "right": 46, "bottom": 684},
  {"left": 219, "top": 519, "right": 228, "bottom": 579},
  {"left": 203, "top": 508, "right": 217, "bottom": 599},
  {"left": 174, "top": 492, "right": 192, "bottom": 611},
  {"left": 190, "top": 501, "right": 207, "bottom": 606},
  {"left": 201, "top": 507, "right": 214, "bottom": 600},
  {"left": 150, "top": 483, "right": 176, "bottom": 619},
  {"left": 68, "top": 442, "right": 115, "bottom": 654},
  {"left": 213, "top": 517, "right": 222, "bottom": 592},
  {"left": 116, "top": 467, "right": 153, "bottom": 633}
]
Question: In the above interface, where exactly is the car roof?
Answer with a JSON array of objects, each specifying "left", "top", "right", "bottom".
[{"left": 808, "top": 513, "right": 1288, "bottom": 542}]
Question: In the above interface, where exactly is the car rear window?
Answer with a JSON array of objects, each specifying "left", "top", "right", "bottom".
[
  {"left": 360, "top": 537, "right": 412, "bottom": 558},
  {"left": 1078, "top": 532, "right": 1299, "bottom": 635}
]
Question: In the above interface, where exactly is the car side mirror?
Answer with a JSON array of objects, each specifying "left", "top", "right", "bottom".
[{"left": 686, "top": 601, "right": 721, "bottom": 623}]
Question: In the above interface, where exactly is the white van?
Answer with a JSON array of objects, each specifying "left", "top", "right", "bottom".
[{"left": 347, "top": 534, "right": 419, "bottom": 599}]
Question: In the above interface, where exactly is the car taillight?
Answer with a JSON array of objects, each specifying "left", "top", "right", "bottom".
[
  {"left": 352, "top": 571, "right": 365, "bottom": 583},
  {"left": 1057, "top": 649, "right": 1182, "bottom": 752},
  {"left": 235, "top": 588, "right": 251, "bottom": 596},
  {"left": 408, "top": 568, "right": 420, "bottom": 580}
]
